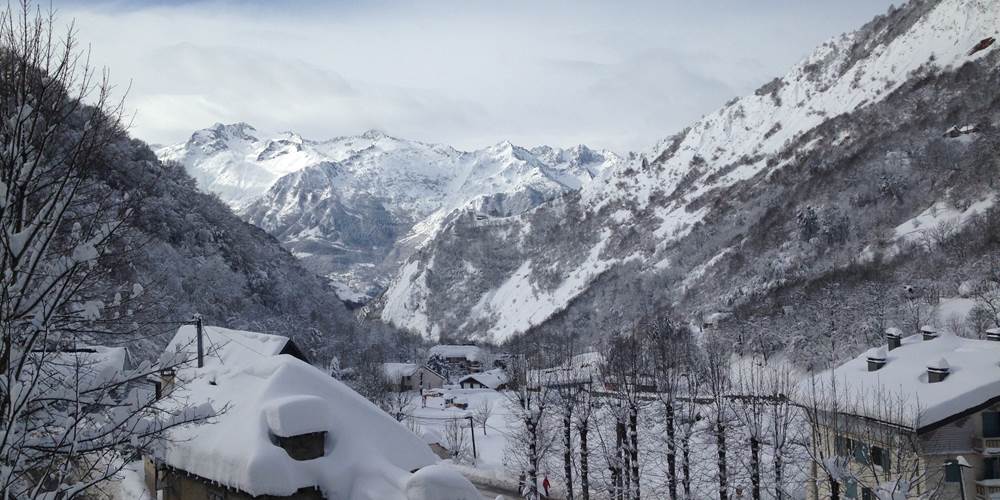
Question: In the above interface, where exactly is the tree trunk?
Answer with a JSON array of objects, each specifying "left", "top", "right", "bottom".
[
  {"left": 528, "top": 418, "right": 539, "bottom": 500},
  {"left": 716, "top": 420, "right": 728, "bottom": 500},
  {"left": 773, "top": 450, "right": 783, "bottom": 500},
  {"left": 563, "top": 410, "right": 574, "bottom": 500},
  {"left": 629, "top": 407, "right": 640, "bottom": 500},
  {"left": 616, "top": 418, "right": 626, "bottom": 500},
  {"left": 579, "top": 422, "right": 590, "bottom": 500},
  {"left": 681, "top": 435, "right": 691, "bottom": 499},
  {"left": 828, "top": 475, "right": 840, "bottom": 500},
  {"left": 665, "top": 403, "right": 677, "bottom": 500},
  {"left": 749, "top": 436, "right": 761, "bottom": 500}
]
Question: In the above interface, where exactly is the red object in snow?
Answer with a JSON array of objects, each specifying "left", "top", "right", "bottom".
[{"left": 542, "top": 476, "right": 551, "bottom": 496}]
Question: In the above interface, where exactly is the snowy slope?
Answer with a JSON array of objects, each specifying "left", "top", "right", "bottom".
[
  {"left": 375, "top": 0, "right": 1000, "bottom": 341},
  {"left": 161, "top": 127, "right": 621, "bottom": 300}
]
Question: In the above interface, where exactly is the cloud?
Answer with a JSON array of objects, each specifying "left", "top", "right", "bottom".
[{"left": 56, "top": 0, "right": 898, "bottom": 153}]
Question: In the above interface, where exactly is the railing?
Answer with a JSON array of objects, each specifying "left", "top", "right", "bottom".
[
  {"left": 978, "top": 437, "right": 1000, "bottom": 452},
  {"left": 976, "top": 479, "right": 1000, "bottom": 499}
]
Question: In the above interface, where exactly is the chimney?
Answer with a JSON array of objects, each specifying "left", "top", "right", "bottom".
[
  {"left": 987, "top": 327, "right": 1000, "bottom": 342},
  {"left": 921, "top": 325, "right": 939, "bottom": 341},
  {"left": 886, "top": 327, "right": 903, "bottom": 350},
  {"left": 927, "top": 358, "right": 950, "bottom": 383},
  {"left": 159, "top": 367, "right": 176, "bottom": 396},
  {"left": 866, "top": 346, "right": 888, "bottom": 372}
]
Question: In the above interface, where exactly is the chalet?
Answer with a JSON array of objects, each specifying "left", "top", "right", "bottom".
[
  {"left": 428, "top": 345, "right": 486, "bottom": 374},
  {"left": 145, "top": 325, "right": 475, "bottom": 500},
  {"left": 800, "top": 327, "right": 1000, "bottom": 500},
  {"left": 457, "top": 369, "right": 508, "bottom": 390},
  {"left": 382, "top": 363, "right": 445, "bottom": 392}
]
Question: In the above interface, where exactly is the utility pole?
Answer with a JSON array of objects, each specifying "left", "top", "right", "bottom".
[
  {"left": 467, "top": 416, "right": 477, "bottom": 461},
  {"left": 194, "top": 314, "right": 204, "bottom": 368}
]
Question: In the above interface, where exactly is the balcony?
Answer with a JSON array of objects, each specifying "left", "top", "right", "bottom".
[
  {"left": 976, "top": 479, "right": 1000, "bottom": 499},
  {"left": 979, "top": 437, "right": 1000, "bottom": 454}
]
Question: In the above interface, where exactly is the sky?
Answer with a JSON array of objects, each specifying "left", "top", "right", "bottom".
[{"left": 57, "top": 0, "right": 898, "bottom": 153}]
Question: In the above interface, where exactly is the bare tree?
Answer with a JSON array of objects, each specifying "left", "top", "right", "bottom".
[
  {"left": 676, "top": 367, "right": 702, "bottom": 500},
  {"left": 505, "top": 352, "right": 555, "bottom": 500},
  {"left": 766, "top": 359, "right": 798, "bottom": 500},
  {"left": 0, "top": 3, "right": 209, "bottom": 497},
  {"left": 646, "top": 311, "right": 693, "bottom": 500},
  {"left": 443, "top": 418, "right": 471, "bottom": 464},
  {"left": 972, "top": 255, "right": 1000, "bottom": 328},
  {"left": 474, "top": 399, "right": 493, "bottom": 435},
  {"left": 702, "top": 331, "right": 733, "bottom": 500},
  {"left": 603, "top": 330, "right": 649, "bottom": 500},
  {"left": 732, "top": 354, "right": 768, "bottom": 500},
  {"left": 575, "top": 379, "right": 597, "bottom": 500}
]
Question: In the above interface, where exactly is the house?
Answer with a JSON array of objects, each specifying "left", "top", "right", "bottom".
[
  {"left": 145, "top": 325, "right": 479, "bottom": 500},
  {"left": 382, "top": 363, "right": 445, "bottom": 392},
  {"left": 800, "top": 327, "right": 1000, "bottom": 500},
  {"left": 536, "top": 351, "right": 604, "bottom": 389},
  {"left": 162, "top": 324, "right": 310, "bottom": 367},
  {"left": 428, "top": 345, "right": 487, "bottom": 374},
  {"left": 457, "top": 368, "right": 508, "bottom": 390}
]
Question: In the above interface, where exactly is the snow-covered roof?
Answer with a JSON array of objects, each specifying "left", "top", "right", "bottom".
[
  {"left": 155, "top": 326, "right": 476, "bottom": 499},
  {"left": 802, "top": 333, "right": 1000, "bottom": 430},
  {"left": 536, "top": 352, "right": 604, "bottom": 386},
  {"left": 35, "top": 346, "right": 129, "bottom": 392},
  {"left": 383, "top": 363, "right": 419, "bottom": 382},
  {"left": 458, "top": 369, "right": 508, "bottom": 390},
  {"left": 429, "top": 345, "right": 484, "bottom": 362},
  {"left": 161, "top": 325, "right": 293, "bottom": 368}
]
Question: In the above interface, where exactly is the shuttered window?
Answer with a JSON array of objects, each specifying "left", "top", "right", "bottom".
[
  {"left": 944, "top": 462, "right": 962, "bottom": 483},
  {"left": 871, "top": 445, "right": 890, "bottom": 471},
  {"left": 844, "top": 479, "right": 857, "bottom": 498},
  {"left": 985, "top": 412, "right": 1000, "bottom": 438}
]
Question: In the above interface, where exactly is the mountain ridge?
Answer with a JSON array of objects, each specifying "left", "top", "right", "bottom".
[
  {"left": 371, "top": 0, "right": 1000, "bottom": 344},
  {"left": 159, "top": 127, "right": 624, "bottom": 301}
]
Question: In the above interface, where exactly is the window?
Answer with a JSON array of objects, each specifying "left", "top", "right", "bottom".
[
  {"left": 984, "top": 412, "right": 1000, "bottom": 438},
  {"left": 944, "top": 462, "right": 963, "bottom": 483},
  {"left": 861, "top": 487, "right": 874, "bottom": 500},
  {"left": 986, "top": 457, "right": 1000, "bottom": 480},
  {"left": 853, "top": 440, "right": 868, "bottom": 464},
  {"left": 208, "top": 490, "right": 225, "bottom": 500},
  {"left": 871, "top": 445, "right": 890, "bottom": 470},
  {"left": 843, "top": 479, "right": 857, "bottom": 498},
  {"left": 835, "top": 435, "right": 847, "bottom": 456}
]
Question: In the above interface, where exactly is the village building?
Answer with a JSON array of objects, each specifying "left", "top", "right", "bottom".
[
  {"left": 801, "top": 326, "right": 1000, "bottom": 500},
  {"left": 428, "top": 345, "right": 487, "bottom": 375},
  {"left": 382, "top": 362, "right": 446, "bottom": 392},
  {"left": 457, "top": 368, "right": 509, "bottom": 390},
  {"left": 144, "top": 325, "right": 477, "bottom": 500}
]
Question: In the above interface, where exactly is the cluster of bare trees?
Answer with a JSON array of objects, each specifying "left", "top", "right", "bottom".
[{"left": 500, "top": 310, "right": 814, "bottom": 500}]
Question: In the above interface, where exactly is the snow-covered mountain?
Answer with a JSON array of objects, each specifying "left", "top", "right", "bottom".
[
  {"left": 371, "top": 0, "right": 1000, "bottom": 342},
  {"left": 159, "top": 128, "right": 622, "bottom": 301}
]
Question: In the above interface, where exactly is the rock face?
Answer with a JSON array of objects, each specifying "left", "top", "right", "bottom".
[
  {"left": 160, "top": 129, "right": 622, "bottom": 302},
  {"left": 370, "top": 0, "right": 1000, "bottom": 343}
]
